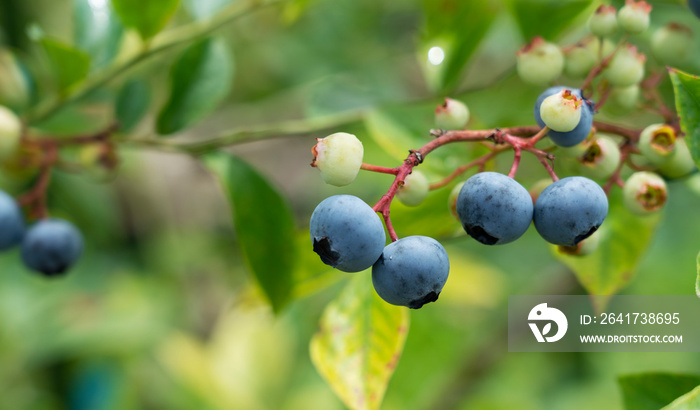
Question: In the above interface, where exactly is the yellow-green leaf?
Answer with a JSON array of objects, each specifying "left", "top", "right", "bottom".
[
  {"left": 311, "top": 274, "right": 409, "bottom": 410},
  {"left": 552, "top": 190, "right": 661, "bottom": 311},
  {"left": 669, "top": 69, "right": 700, "bottom": 171},
  {"left": 663, "top": 385, "right": 700, "bottom": 410}
]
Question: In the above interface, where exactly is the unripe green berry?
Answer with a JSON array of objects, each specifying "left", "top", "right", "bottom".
[
  {"left": 589, "top": 5, "right": 618, "bottom": 37},
  {"left": 557, "top": 228, "right": 601, "bottom": 256},
  {"left": 604, "top": 45, "right": 646, "bottom": 88},
  {"left": 539, "top": 90, "right": 582, "bottom": 132},
  {"left": 657, "top": 138, "right": 696, "bottom": 179},
  {"left": 397, "top": 170, "right": 429, "bottom": 207},
  {"left": 585, "top": 37, "right": 616, "bottom": 59},
  {"left": 435, "top": 98, "right": 470, "bottom": 130},
  {"left": 639, "top": 124, "right": 676, "bottom": 166},
  {"left": 0, "top": 105, "right": 21, "bottom": 161},
  {"left": 617, "top": 0, "right": 652, "bottom": 34},
  {"left": 311, "top": 132, "right": 364, "bottom": 187},
  {"left": 564, "top": 44, "right": 597, "bottom": 78},
  {"left": 651, "top": 23, "right": 693, "bottom": 67},
  {"left": 517, "top": 37, "right": 564, "bottom": 85},
  {"left": 605, "top": 85, "right": 640, "bottom": 115},
  {"left": 577, "top": 135, "right": 621, "bottom": 180},
  {"left": 623, "top": 171, "right": 667, "bottom": 215},
  {"left": 448, "top": 181, "right": 464, "bottom": 219}
]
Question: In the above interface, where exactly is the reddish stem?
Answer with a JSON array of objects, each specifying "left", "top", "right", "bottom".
[
  {"left": 361, "top": 163, "right": 399, "bottom": 175},
  {"left": 508, "top": 148, "right": 521, "bottom": 178},
  {"left": 17, "top": 144, "right": 59, "bottom": 219}
]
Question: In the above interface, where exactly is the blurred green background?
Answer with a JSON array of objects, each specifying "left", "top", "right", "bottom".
[{"left": 1, "top": 0, "right": 700, "bottom": 408}]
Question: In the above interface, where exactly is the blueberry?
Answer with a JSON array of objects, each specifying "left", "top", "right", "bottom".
[
  {"left": 456, "top": 172, "right": 533, "bottom": 245},
  {"left": 533, "top": 176, "right": 608, "bottom": 246},
  {"left": 691, "top": 0, "right": 700, "bottom": 19},
  {"left": 372, "top": 236, "right": 449, "bottom": 309},
  {"left": 0, "top": 189, "right": 24, "bottom": 250},
  {"left": 534, "top": 86, "right": 593, "bottom": 147},
  {"left": 310, "top": 195, "right": 385, "bottom": 272},
  {"left": 21, "top": 218, "right": 83, "bottom": 276}
]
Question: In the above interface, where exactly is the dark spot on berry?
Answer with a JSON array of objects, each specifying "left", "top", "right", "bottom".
[
  {"left": 313, "top": 237, "right": 339, "bottom": 267},
  {"left": 464, "top": 224, "right": 498, "bottom": 245},
  {"left": 408, "top": 291, "right": 440, "bottom": 309},
  {"left": 573, "top": 225, "right": 598, "bottom": 245}
]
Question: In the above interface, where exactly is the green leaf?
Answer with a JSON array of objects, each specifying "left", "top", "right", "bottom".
[
  {"left": 508, "top": 0, "right": 594, "bottom": 41},
  {"left": 669, "top": 69, "right": 700, "bottom": 171},
  {"left": 40, "top": 38, "right": 91, "bottom": 92},
  {"left": 111, "top": 0, "right": 180, "bottom": 40},
  {"left": 204, "top": 152, "right": 295, "bottom": 312},
  {"left": 157, "top": 37, "right": 234, "bottom": 135},
  {"left": 74, "top": 0, "right": 123, "bottom": 69},
  {"left": 619, "top": 373, "right": 700, "bottom": 410},
  {"left": 552, "top": 190, "right": 661, "bottom": 311},
  {"left": 696, "top": 250, "right": 700, "bottom": 298},
  {"left": 420, "top": 0, "right": 498, "bottom": 93},
  {"left": 664, "top": 385, "right": 700, "bottom": 410},
  {"left": 183, "top": 0, "right": 233, "bottom": 19},
  {"left": 310, "top": 274, "right": 409, "bottom": 410},
  {"left": 115, "top": 79, "right": 151, "bottom": 133}
]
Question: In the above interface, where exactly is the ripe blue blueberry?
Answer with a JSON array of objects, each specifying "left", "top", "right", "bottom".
[
  {"left": 310, "top": 195, "right": 386, "bottom": 273},
  {"left": 0, "top": 189, "right": 24, "bottom": 250},
  {"left": 691, "top": 0, "right": 700, "bottom": 19},
  {"left": 21, "top": 218, "right": 83, "bottom": 276},
  {"left": 456, "top": 172, "right": 533, "bottom": 245},
  {"left": 534, "top": 86, "right": 593, "bottom": 147},
  {"left": 533, "top": 177, "right": 608, "bottom": 246},
  {"left": 372, "top": 235, "right": 449, "bottom": 309}
]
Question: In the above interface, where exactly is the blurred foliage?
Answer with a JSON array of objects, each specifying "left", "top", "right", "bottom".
[{"left": 0, "top": 0, "right": 698, "bottom": 409}]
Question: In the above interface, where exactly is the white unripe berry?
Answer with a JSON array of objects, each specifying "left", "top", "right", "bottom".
[
  {"left": 311, "top": 132, "right": 364, "bottom": 187},
  {"left": 539, "top": 90, "right": 582, "bottom": 132},
  {"left": 397, "top": 170, "right": 430, "bottom": 207},
  {"left": 435, "top": 98, "right": 470, "bottom": 130}
]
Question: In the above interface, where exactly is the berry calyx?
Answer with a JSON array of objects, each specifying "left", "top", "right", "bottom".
[
  {"left": 456, "top": 172, "right": 533, "bottom": 245},
  {"left": 21, "top": 218, "right": 84, "bottom": 276},
  {"left": 557, "top": 228, "right": 601, "bottom": 257},
  {"left": 622, "top": 171, "right": 667, "bottom": 215},
  {"left": 577, "top": 135, "right": 622, "bottom": 180},
  {"left": 617, "top": 0, "right": 652, "bottom": 34},
  {"left": 435, "top": 98, "right": 470, "bottom": 130},
  {"left": 309, "top": 195, "right": 386, "bottom": 273},
  {"left": 311, "top": 132, "right": 364, "bottom": 187},
  {"left": 539, "top": 90, "right": 582, "bottom": 132},
  {"left": 604, "top": 45, "right": 646, "bottom": 88},
  {"left": 589, "top": 5, "right": 618, "bottom": 37},
  {"left": 516, "top": 37, "right": 564, "bottom": 85},
  {"left": 638, "top": 124, "right": 677, "bottom": 166},
  {"left": 372, "top": 235, "right": 449, "bottom": 309}
]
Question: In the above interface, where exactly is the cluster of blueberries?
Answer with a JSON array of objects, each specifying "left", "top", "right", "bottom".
[
  {"left": 0, "top": 189, "right": 83, "bottom": 276},
  {"left": 310, "top": 195, "right": 449, "bottom": 309},
  {"left": 309, "top": 85, "right": 610, "bottom": 309}
]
